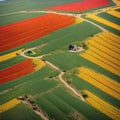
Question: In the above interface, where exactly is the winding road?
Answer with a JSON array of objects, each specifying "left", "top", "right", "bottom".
[
  {"left": 20, "top": 49, "right": 86, "bottom": 120},
  {"left": 20, "top": 50, "right": 86, "bottom": 102}
]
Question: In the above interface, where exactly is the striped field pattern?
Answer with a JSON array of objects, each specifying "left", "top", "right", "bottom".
[
  {"left": 84, "top": 90, "right": 120, "bottom": 120},
  {"left": 81, "top": 32, "right": 120, "bottom": 76},
  {"left": 0, "top": 98, "right": 21, "bottom": 113},
  {"left": 77, "top": 67, "right": 120, "bottom": 100},
  {"left": 47, "top": 0, "right": 110, "bottom": 12},
  {"left": 0, "top": 13, "right": 75, "bottom": 52},
  {"left": 0, "top": 49, "right": 22, "bottom": 62},
  {"left": 107, "top": 10, "right": 120, "bottom": 18},
  {"left": 86, "top": 14, "right": 120, "bottom": 30},
  {"left": 0, "top": 59, "right": 35, "bottom": 84}
]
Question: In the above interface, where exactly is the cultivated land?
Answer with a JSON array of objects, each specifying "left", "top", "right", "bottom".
[{"left": 0, "top": 0, "right": 120, "bottom": 120}]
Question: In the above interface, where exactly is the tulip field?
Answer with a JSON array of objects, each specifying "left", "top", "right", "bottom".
[
  {"left": 0, "top": 0, "right": 120, "bottom": 120},
  {"left": 0, "top": 13, "right": 75, "bottom": 52},
  {"left": 0, "top": 59, "right": 35, "bottom": 84},
  {"left": 81, "top": 32, "right": 120, "bottom": 76},
  {"left": 85, "top": 10, "right": 120, "bottom": 35},
  {"left": 47, "top": 0, "right": 111, "bottom": 12}
]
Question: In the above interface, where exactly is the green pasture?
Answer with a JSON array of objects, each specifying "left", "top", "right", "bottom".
[
  {"left": 0, "top": 66, "right": 59, "bottom": 104},
  {"left": 98, "top": 12, "right": 120, "bottom": 25},
  {"left": 71, "top": 75, "right": 120, "bottom": 108},
  {"left": 36, "top": 87, "right": 110, "bottom": 120},
  {"left": 0, "top": 13, "right": 45, "bottom": 26},
  {"left": 43, "top": 52, "right": 120, "bottom": 81},
  {"left": 1, "top": 103, "right": 42, "bottom": 120}
]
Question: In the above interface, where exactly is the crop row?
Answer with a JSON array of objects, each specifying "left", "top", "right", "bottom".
[
  {"left": 0, "top": 49, "right": 22, "bottom": 62},
  {"left": 108, "top": 11, "right": 120, "bottom": 18},
  {"left": 36, "top": 87, "right": 109, "bottom": 120},
  {"left": 98, "top": 33, "right": 120, "bottom": 48},
  {"left": 103, "top": 32, "right": 120, "bottom": 44},
  {"left": 84, "top": 90, "right": 120, "bottom": 120},
  {"left": 0, "top": 59, "right": 34, "bottom": 84},
  {"left": 77, "top": 67, "right": 120, "bottom": 100},
  {"left": 0, "top": 98, "right": 21, "bottom": 113},
  {"left": 81, "top": 53, "right": 119, "bottom": 76},
  {"left": 86, "top": 14, "right": 120, "bottom": 30},
  {"left": 47, "top": 0, "right": 110, "bottom": 12},
  {"left": 81, "top": 32, "right": 120, "bottom": 76},
  {"left": 79, "top": 67, "right": 120, "bottom": 93},
  {"left": 93, "top": 36, "right": 119, "bottom": 53},
  {"left": 88, "top": 45, "right": 120, "bottom": 67},
  {"left": 85, "top": 49, "right": 120, "bottom": 70},
  {"left": 0, "top": 13, "right": 75, "bottom": 52}
]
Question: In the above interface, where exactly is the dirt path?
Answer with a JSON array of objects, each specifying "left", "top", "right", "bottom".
[
  {"left": 0, "top": 10, "right": 57, "bottom": 16},
  {"left": 81, "top": 18, "right": 107, "bottom": 31},
  {"left": 44, "top": 60, "right": 85, "bottom": 101},
  {"left": 20, "top": 51, "right": 85, "bottom": 102},
  {"left": 59, "top": 72, "right": 85, "bottom": 101},
  {"left": 22, "top": 100, "right": 49, "bottom": 120}
]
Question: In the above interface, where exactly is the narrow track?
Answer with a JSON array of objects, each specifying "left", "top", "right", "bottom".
[{"left": 20, "top": 51, "right": 86, "bottom": 102}]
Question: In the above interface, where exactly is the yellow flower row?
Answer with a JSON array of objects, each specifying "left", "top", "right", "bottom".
[
  {"left": 108, "top": 10, "right": 120, "bottom": 18},
  {"left": 81, "top": 53, "right": 120, "bottom": 76},
  {"left": 84, "top": 90, "right": 120, "bottom": 120},
  {"left": 102, "top": 32, "right": 120, "bottom": 44},
  {"left": 75, "top": 17, "right": 83, "bottom": 24},
  {"left": 97, "top": 33, "right": 120, "bottom": 49},
  {"left": 114, "top": 0, "right": 120, "bottom": 5},
  {"left": 0, "top": 98, "right": 21, "bottom": 113},
  {"left": 85, "top": 49, "right": 120, "bottom": 70},
  {"left": 0, "top": 49, "right": 22, "bottom": 62},
  {"left": 88, "top": 45, "right": 120, "bottom": 66},
  {"left": 86, "top": 14, "right": 120, "bottom": 30},
  {"left": 86, "top": 39, "right": 120, "bottom": 60},
  {"left": 32, "top": 58, "right": 46, "bottom": 71},
  {"left": 77, "top": 67, "right": 120, "bottom": 100},
  {"left": 93, "top": 36, "right": 119, "bottom": 53},
  {"left": 79, "top": 67, "right": 120, "bottom": 93}
]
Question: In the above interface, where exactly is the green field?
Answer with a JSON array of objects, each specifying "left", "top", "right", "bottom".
[
  {"left": 40, "top": 22, "right": 101, "bottom": 55},
  {"left": 1, "top": 0, "right": 120, "bottom": 120},
  {"left": 71, "top": 75, "right": 120, "bottom": 108},
  {"left": 97, "top": 12, "right": 120, "bottom": 25},
  {"left": 0, "top": 0, "right": 81, "bottom": 14},
  {"left": 0, "top": 13, "right": 45, "bottom": 26},
  {"left": 1, "top": 103, "right": 42, "bottom": 120},
  {"left": 36, "top": 87, "right": 110, "bottom": 120},
  {"left": 43, "top": 52, "right": 120, "bottom": 81},
  {"left": 0, "top": 66, "right": 59, "bottom": 103},
  {"left": 0, "top": 21, "right": 101, "bottom": 55},
  {"left": 0, "top": 56, "right": 26, "bottom": 70},
  {"left": 84, "top": 15, "right": 120, "bottom": 35}
]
